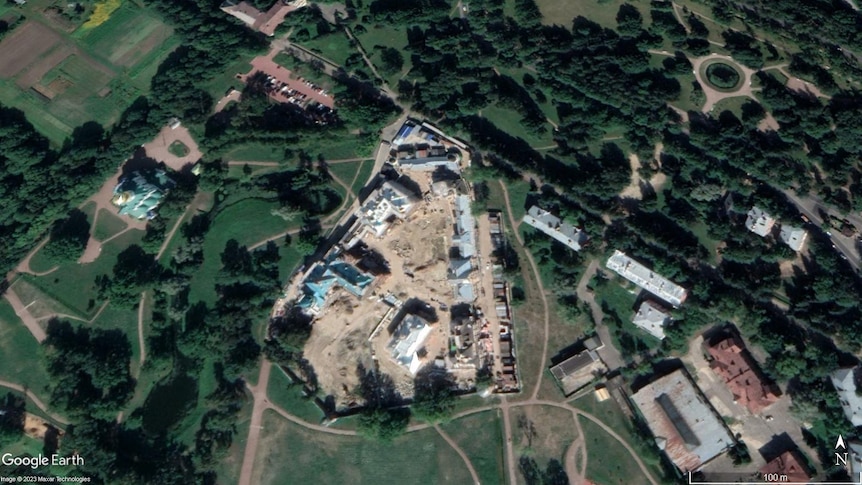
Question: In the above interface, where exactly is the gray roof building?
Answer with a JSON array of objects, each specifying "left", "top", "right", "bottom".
[
  {"left": 549, "top": 350, "right": 607, "bottom": 396},
  {"left": 745, "top": 206, "right": 776, "bottom": 237},
  {"left": 832, "top": 367, "right": 862, "bottom": 427},
  {"left": 453, "top": 195, "right": 476, "bottom": 258},
  {"left": 523, "top": 206, "right": 588, "bottom": 251},
  {"left": 779, "top": 225, "right": 808, "bottom": 252},
  {"left": 631, "top": 369, "right": 734, "bottom": 473},
  {"left": 849, "top": 441, "right": 862, "bottom": 481},
  {"left": 606, "top": 251, "right": 687, "bottom": 308},
  {"left": 632, "top": 301, "right": 671, "bottom": 340}
]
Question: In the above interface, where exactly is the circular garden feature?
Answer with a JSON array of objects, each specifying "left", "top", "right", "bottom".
[{"left": 703, "top": 61, "right": 743, "bottom": 92}]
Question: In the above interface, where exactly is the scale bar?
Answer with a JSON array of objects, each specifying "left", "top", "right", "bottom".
[{"left": 689, "top": 472, "right": 862, "bottom": 485}]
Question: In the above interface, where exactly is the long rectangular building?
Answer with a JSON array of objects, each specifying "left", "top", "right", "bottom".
[
  {"left": 605, "top": 250, "right": 687, "bottom": 307},
  {"left": 632, "top": 369, "right": 734, "bottom": 473},
  {"left": 523, "top": 205, "right": 588, "bottom": 251}
]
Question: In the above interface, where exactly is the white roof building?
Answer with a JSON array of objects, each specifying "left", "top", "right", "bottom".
[
  {"left": 779, "top": 225, "right": 807, "bottom": 252},
  {"left": 523, "top": 206, "right": 588, "bottom": 251},
  {"left": 745, "top": 206, "right": 776, "bottom": 237},
  {"left": 358, "top": 181, "right": 417, "bottom": 237},
  {"left": 632, "top": 301, "right": 671, "bottom": 340},
  {"left": 605, "top": 251, "right": 687, "bottom": 308},
  {"left": 832, "top": 367, "right": 862, "bottom": 427},
  {"left": 389, "top": 314, "right": 433, "bottom": 375}
]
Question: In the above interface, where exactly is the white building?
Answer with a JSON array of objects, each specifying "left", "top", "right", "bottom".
[
  {"left": 632, "top": 301, "right": 671, "bottom": 340},
  {"left": 453, "top": 195, "right": 475, "bottom": 258},
  {"left": 523, "top": 206, "right": 588, "bottom": 251},
  {"left": 358, "top": 181, "right": 417, "bottom": 237},
  {"left": 745, "top": 206, "right": 776, "bottom": 237},
  {"left": 779, "top": 225, "right": 807, "bottom": 252},
  {"left": 605, "top": 250, "right": 687, "bottom": 308},
  {"left": 832, "top": 367, "right": 862, "bottom": 427},
  {"left": 388, "top": 314, "right": 433, "bottom": 375}
]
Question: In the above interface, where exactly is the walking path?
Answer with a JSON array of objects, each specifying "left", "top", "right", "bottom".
[
  {"left": 15, "top": 238, "right": 57, "bottom": 276},
  {"left": 498, "top": 181, "right": 550, "bottom": 401},
  {"left": 239, "top": 359, "right": 273, "bottom": 485},
  {"left": 3, "top": 287, "right": 47, "bottom": 343},
  {"left": 0, "top": 379, "right": 68, "bottom": 426},
  {"left": 434, "top": 424, "right": 480, "bottom": 485},
  {"left": 136, "top": 292, "right": 147, "bottom": 371},
  {"left": 576, "top": 260, "right": 624, "bottom": 370}
]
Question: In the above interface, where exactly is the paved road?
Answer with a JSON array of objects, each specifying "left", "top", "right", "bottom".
[{"left": 782, "top": 189, "right": 861, "bottom": 270}]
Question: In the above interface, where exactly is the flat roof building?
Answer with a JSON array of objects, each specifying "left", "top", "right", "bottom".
[
  {"left": 631, "top": 369, "right": 734, "bottom": 473},
  {"left": 746, "top": 206, "right": 776, "bottom": 237},
  {"left": 779, "top": 225, "right": 808, "bottom": 252},
  {"left": 832, "top": 367, "right": 862, "bottom": 427},
  {"left": 523, "top": 206, "right": 588, "bottom": 251},
  {"left": 388, "top": 314, "right": 433, "bottom": 375},
  {"left": 549, "top": 349, "right": 607, "bottom": 396},
  {"left": 606, "top": 251, "right": 687, "bottom": 307},
  {"left": 706, "top": 334, "right": 780, "bottom": 414},
  {"left": 632, "top": 300, "right": 671, "bottom": 340}
]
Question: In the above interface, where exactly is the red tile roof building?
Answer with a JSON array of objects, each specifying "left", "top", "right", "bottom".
[
  {"left": 758, "top": 451, "right": 811, "bottom": 483},
  {"left": 707, "top": 335, "right": 780, "bottom": 414}
]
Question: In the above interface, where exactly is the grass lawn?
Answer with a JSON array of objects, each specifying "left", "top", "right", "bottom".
[
  {"left": 573, "top": 392, "right": 666, "bottom": 482},
  {"left": 20, "top": 228, "right": 143, "bottom": 318},
  {"left": 511, "top": 404, "right": 579, "bottom": 473},
  {"left": 300, "top": 31, "right": 355, "bottom": 66},
  {"left": 93, "top": 208, "right": 128, "bottom": 241},
  {"left": 223, "top": 143, "right": 289, "bottom": 163},
  {"left": 266, "top": 366, "right": 323, "bottom": 423},
  {"left": 278, "top": 244, "right": 305, "bottom": 282},
  {"left": 201, "top": 54, "right": 254, "bottom": 101},
  {"left": 534, "top": 0, "right": 639, "bottom": 29},
  {"left": 215, "top": 390, "right": 255, "bottom": 484},
  {"left": 441, "top": 410, "right": 506, "bottom": 485},
  {"left": 578, "top": 416, "right": 653, "bottom": 485},
  {"left": 189, "top": 197, "right": 299, "bottom": 305},
  {"left": 0, "top": 298, "right": 51, "bottom": 397},
  {"left": 710, "top": 94, "right": 756, "bottom": 118},
  {"left": 251, "top": 410, "right": 474, "bottom": 485},
  {"left": 482, "top": 105, "right": 556, "bottom": 148},
  {"left": 168, "top": 140, "right": 190, "bottom": 157},
  {"left": 350, "top": 159, "right": 376, "bottom": 195}
]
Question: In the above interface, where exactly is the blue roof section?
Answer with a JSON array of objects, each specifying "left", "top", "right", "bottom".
[{"left": 297, "top": 257, "right": 375, "bottom": 311}]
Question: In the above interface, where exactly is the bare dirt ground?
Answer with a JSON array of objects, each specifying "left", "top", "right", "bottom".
[
  {"left": 0, "top": 380, "right": 68, "bottom": 426},
  {"left": 214, "top": 89, "right": 242, "bottom": 113},
  {"left": 619, "top": 153, "right": 643, "bottom": 199},
  {"left": 15, "top": 45, "right": 73, "bottom": 89},
  {"left": 303, "top": 177, "right": 460, "bottom": 406},
  {"left": 23, "top": 413, "right": 60, "bottom": 440},
  {"left": 0, "top": 22, "right": 60, "bottom": 78},
  {"left": 142, "top": 125, "right": 204, "bottom": 172},
  {"left": 758, "top": 111, "right": 780, "bottom": 131}
]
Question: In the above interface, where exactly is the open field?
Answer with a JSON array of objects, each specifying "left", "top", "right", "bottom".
[
  {"left": 300, "top": 30, "right": 355, "bottom": 66},
  {"left": 18, "top": 228, "right": 143, "bottom": 318},
  {"left": 92, "top": 208, "right": 128, "bottom": 241},
  {"left": 189, "top": 197, "right": 300, "bottom": 305},
  {"left": 251, "top": 410, "right": 473, "bottom": 485},
  {"left": 511, "top": 405, "right": 579, "bottom": 469},
  {"left": 534, "top": 0, "right": 639, "bottom": 29},
  {"left": 482, "top": 105, "right": 556, "bottom": 148},
  {"left": 0, "top": 2, "right": 178, "bottom": 144},
  {"left": 441, "top": 410, "right": 506, "bottom": 485},
  {"left": 266, "top": 366, "right": 323, "bottom": 423},
  {"left": 0, "top": 298, "right": 51, "bottom": 394},
  {"left": 573, "top": 393, "right": 666, "bottom": 482}
]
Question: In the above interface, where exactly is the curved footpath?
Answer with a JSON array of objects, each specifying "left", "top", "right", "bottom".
[{"left": 0, "top": 380, "right": 68, "bottom": 426}]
